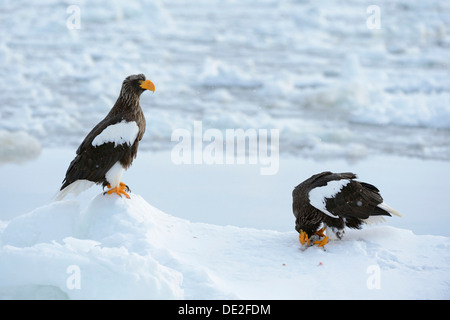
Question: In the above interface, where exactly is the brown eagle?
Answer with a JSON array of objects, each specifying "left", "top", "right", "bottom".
[
  {"left": 56, "top": 74, "right": 155, "bottom": 200},
  {"left": 292, "top": 171, "right": 401, "bottom": 248}
]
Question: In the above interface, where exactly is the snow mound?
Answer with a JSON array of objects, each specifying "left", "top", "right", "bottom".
[
  {"left": 0, "top": 195, "right": 183, "bottom": 299},
  {"left": 1, "top": 193, "right": 449, "bottom": 299}
]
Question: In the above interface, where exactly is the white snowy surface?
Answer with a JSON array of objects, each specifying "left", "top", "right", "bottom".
[
  {"left": 1, "top": 192, "right": 449, "bottom": 300},
  {"left": 91, "top": 121, "right": 139, "bottom": 147},
  {"left": 0, "top": 149, "right": 449, "bottom": 299}
]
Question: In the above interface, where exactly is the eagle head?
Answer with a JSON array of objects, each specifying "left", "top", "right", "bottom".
[{"left": 121, "top": 74, "right": 155, "bottom": 97}]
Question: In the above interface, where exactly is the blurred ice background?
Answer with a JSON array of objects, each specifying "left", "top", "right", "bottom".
[{"left": 1, "top": 0, "right": 449, "bottom": 161}]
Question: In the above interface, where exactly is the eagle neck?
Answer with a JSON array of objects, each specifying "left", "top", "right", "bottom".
[{"left": 111, "top": 91, "right": 141, "bottom": 116}]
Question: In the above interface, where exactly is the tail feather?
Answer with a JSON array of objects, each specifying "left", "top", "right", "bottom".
[
  {"left": 54, "top": 180, "right": 94, "bottom": 201},
  {"left": 377, "top": 202, "right": 402, "bottom": 217}
]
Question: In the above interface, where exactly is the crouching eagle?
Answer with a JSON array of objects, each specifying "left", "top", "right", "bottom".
[
  {"left": 56, "top": 74, "right": 155, "bottom": 200},
  {"left": 292, "top": 172, "right": 401, "bottom": 248}
]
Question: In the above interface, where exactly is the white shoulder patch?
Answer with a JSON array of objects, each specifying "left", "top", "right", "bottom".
[
  {"left": 308, "top": 179, "right": 351, "bottom": 218},
  {"left": 92, "top": 120, "right": 139, "bottom": 148}
]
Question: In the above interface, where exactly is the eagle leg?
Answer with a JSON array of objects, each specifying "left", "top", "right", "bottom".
[
  {"left": 299, "top": 230, "right": 310, "bottom": 246},
  {"left": 314, "top": 236, "right": 329, "bottom": 247},
  {"left": 314, "top": 227, "right": 326, "bottom": 237},
  {"left": 104, "top": 182, "right": 131, "bottom": 199}
]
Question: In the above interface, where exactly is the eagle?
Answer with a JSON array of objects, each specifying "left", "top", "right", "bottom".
[
  {"left": 292, "top": 171, "right": 401, "bottom": 248},
  {"left": 56, "top": 74, "right": 155, "bottom": 200}
]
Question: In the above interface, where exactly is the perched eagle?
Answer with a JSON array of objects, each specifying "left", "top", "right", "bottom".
[
  {"left": 292, "top": 171, "right": 401, "bottom": 247},
  {"left": 56, "top": 74, "right": 155, "bottom": 200}
]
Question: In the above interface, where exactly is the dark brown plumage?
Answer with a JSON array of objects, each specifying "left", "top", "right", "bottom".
[
  {"left": 56, "top": 74, "right": 155, "bottom": 200},
  {"left": 292, "top": 171, "right": 401, "bottom": 247}
]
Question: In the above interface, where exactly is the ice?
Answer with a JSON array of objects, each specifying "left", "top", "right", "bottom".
[
  {"left": 1, "top": 0, "right": 449, "bottom": 160},
  {"left": 198, "top": 58, "right": 262, "bottom": 88},
  {"left": 0, "top": 130, "right": 42, "bottom": 164}
]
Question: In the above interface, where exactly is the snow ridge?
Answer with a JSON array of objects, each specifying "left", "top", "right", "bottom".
[{"left": 1, "top": 193, "right": 449, "bottom": 299}]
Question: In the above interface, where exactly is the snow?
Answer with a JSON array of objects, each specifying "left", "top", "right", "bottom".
[
  {"left": 91, "top": 121, "right": 139, "bottom": 148},
  {"left": 308, "top": 179, "right": 351, "bottom": 218},
  {"left": 1, "top": 191, "right": 449, "bottom": 300},
  {"left": 0, "top": 149, "right": 449, "bottom": 299}
]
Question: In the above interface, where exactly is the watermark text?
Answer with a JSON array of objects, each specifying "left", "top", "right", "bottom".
[{"left": 171, "top": 121, "right": 279, "bottom": 175}]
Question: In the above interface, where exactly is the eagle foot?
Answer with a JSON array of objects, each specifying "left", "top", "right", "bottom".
[
  {"left": 314, "top": 236, "right": 329, "bottom": 247},
  {"left": 299, "top": 230, "right": 309, "bottom": 246},
  {"left": 121, "top": 182, "right": 131, "bottom": 193},
  {"left": 314, "top": 227, "right": 326, "bottom": 238},
  {"left": 104, "top": 182, "right": 131, "bottom": 199},
  {"left": 299, "top": 227, "right": 329, "bottom": 249}
]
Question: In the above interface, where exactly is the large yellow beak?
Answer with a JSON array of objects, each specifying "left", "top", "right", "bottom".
[{"left": 140, "top": 79, "right": 155, "bottom": 92}]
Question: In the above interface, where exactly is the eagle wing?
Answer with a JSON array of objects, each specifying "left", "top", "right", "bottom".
[
  {"left": 307, "top": 172, "right": 390, "bottom": 220},
  {"left": 322, "top": 180, "right": 389, "bottom": 219},
  {"left": 60, "top": 114, "right": 139, "bottom": 190}
]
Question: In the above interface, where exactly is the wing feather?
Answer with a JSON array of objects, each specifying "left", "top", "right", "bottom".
[
  {"left": 323, "top": 180, "right": 390, "bottom": 219},
  {"left": 60, "top": 114, "right": 136, "bottom": 191}
]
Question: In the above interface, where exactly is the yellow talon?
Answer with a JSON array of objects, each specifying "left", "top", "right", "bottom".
[
  {"left": 314, "top": 227, "right": 326, "bottom": 238},
  {"left": 314, "top": 236, "right": 329, "bottom": 247},
  {"left": 299, "top": 230, "right": 310, "bottom": 245},
  {"left": 105, "top": 182, "right": 131, "bottom": 199}
]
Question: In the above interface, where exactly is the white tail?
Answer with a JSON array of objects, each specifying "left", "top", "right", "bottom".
[
  {"left": 54, "top": 180, "right": 94, "bottom": 201},
  {"left": 377, "top": 202, "right": 403, "bottom": 217}
]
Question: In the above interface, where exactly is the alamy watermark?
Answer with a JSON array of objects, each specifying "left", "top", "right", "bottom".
[
  {"left": 171, "top": 121, "right": 279, "bottom": 175},
  {"left": 366, "top": 264, "right": 381, "bottom": 290},
  {"left": 66, "top": 265, "right": 81, "bottom": 290},
  {"left": 66, "top": 5, "right": 81, "bottom": 30},
  {"left": 366, "top": 5, "right": 381, "bottom": 30}
]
